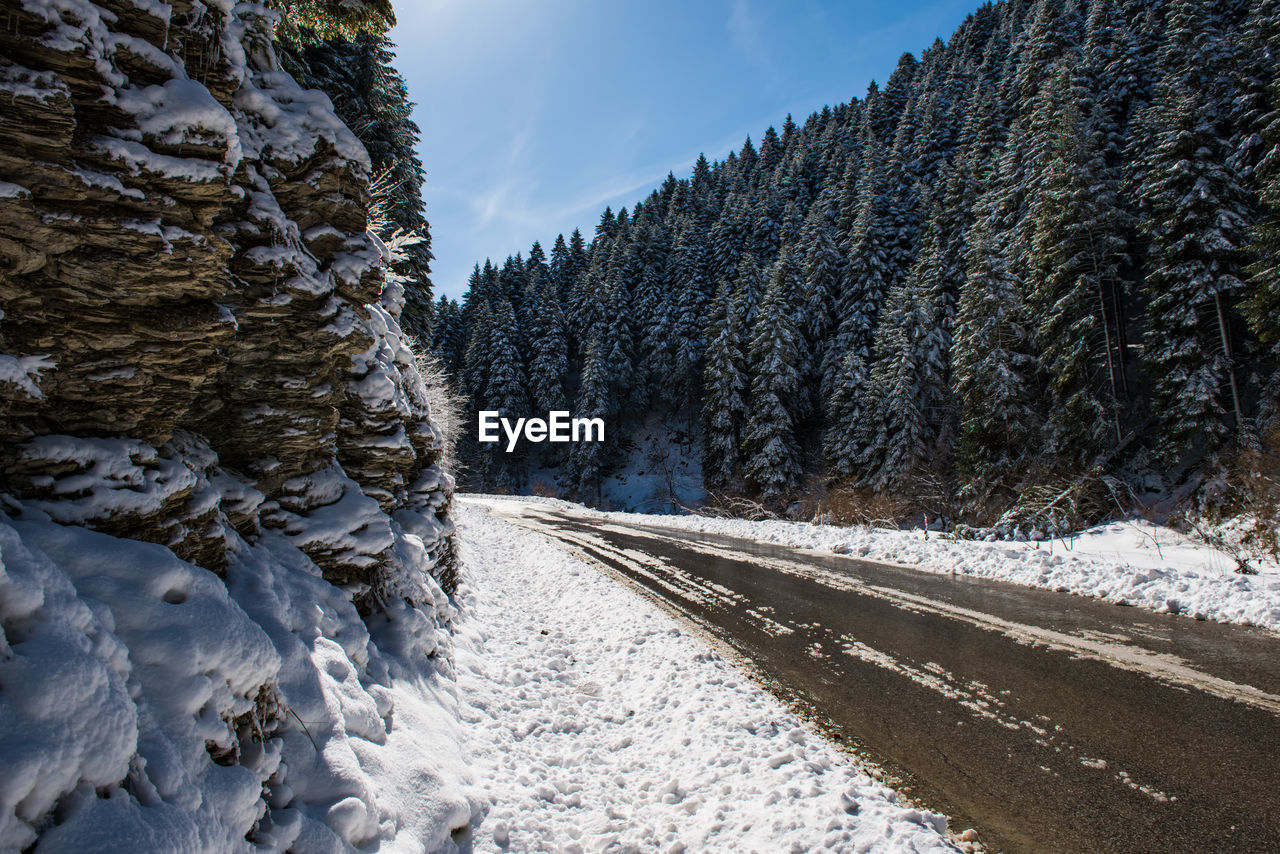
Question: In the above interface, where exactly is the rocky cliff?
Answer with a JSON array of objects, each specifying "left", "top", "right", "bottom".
[{"left": 0, "top": 1, "right": 470, "bottom": 850}]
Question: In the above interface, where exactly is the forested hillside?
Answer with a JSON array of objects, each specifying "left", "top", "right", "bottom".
[{"left": 441, "top": 0, "right": 1280, "bottom": 534}]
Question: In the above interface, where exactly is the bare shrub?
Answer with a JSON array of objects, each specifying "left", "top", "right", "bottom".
[
  {"left": 693, "top": 491, "right": 782, "bottom": 521},
  {"left": 993, "top": 470, "right": 1134, "bottom": 538},
  {"left": 412, "top": 351, "right": 465, "bottom": 479},
  {"left": 368, "top": 168, "right": 408, "bottom": 235},
  {"left": 530, "top": 478, "right": 558, "bottom": 499},
  {"left": 646, "top": 441, "right": 673, "bottom": 511},
  {"left": 1232, "top": 428, "right": 1280, "bottom": 560},
  {"left": 1196, "top": 427, "right": 1280, "bottom": 570},
  {"left": 789, "top": 474, "right": 826, "bottom": 523},
  {"left": 817, "top": 485, "right": 911, "bottom": 528}
]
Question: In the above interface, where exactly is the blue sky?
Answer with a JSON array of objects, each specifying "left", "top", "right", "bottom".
[{"left": 389, "top": 0, "right": 981, "bottom": 300}]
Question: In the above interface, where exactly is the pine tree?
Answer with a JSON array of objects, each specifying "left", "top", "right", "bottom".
[
  {"left": 461, "top": 299, "right": 492, "bottom": 404},
  {"left": 483, "top": 296, "right": 530, "bottom": 491},
  {"left": 825, "top": 136, "right": 894, "bottom": 395},
  {"left": 571, "top": 341, "right": 612, "bottom": 502},
  {"left": 429, "top": 297, "right": 466, "bottom": 376},
  {"left": 701, "top": 283, "right": 750, "bottom": 488},
  {"left": 1246, "top": 0, "right": 1280, "bottom": 423},
  {"left": 742, "top": 255, "right": 804, "bottom": 500},
  {"left": 499, "top": 254, "right": 530, "bottom": 330},
  {"left": 526, "top": 240, "right": 549, "bottom": 300},
  {"left": 801, "top": 217, "right": 846, "bottom": 399},
  {"left": 667, "top": 220, "right": 711, "bottom": 403},
  {"left": 770, "top": 245, "right": 813, "bottom": 422},
  {"left": 633, "top": 222, "right": 675, "bottom": 404},
  {"left": 825, "top": 349, "right": 872, "bottom": 481},
  {"left": 1012, "top": 0, "right": 1083, "bottom": 104},
  {"left": 1234, "top": 0, "right": 1280, "bottom": 181},
  {"left": 749, "top": 191, "right": 783, "bottom": 261},
  {"left": 1137, "top": 84, "right": 1253, "bottom": 459},
  {"left": 527, "top": 279, "right": 569, "bottom": 414},
  {"left": 952, "top": 222, "right": 1041, "bottom": 505},
  {"left": 862, "top": 200, "right": 956, "bottom": 489},
  {"left": 711, "top": 197, "right": 747, "bottom": 283},
  {"left": 572, "top": 235, "right": 609, "bottom": 357},
  {"left": 277, "top": 0, "right": 394, "bottom": 37},
  {"left": 601, "top": 273, "right": 636, "bottom": 405},
  {"left": 834, "top": 154, "right": 864, "bottom": 239},
  {"left": 441, "top": 0, "right": 1280, "bottom": 516},
  {"left": 732, "top": 252, "right": 764, "bottom": 328},
  {"left": 868, "top": 53, "right": 920, "bottom": 144},
  {"left": 758, "top": 125, "right": 784, "bottom": 173},
  {"left": 1026, "top": 68, "right": 1129, "bottom": 465}
]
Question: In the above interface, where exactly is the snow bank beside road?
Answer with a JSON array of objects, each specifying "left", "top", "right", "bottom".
[
  {"left": 470, "top": 495, "right": 1280, "bottom": 633},
  {"left": 597, "top": 510, "right": 1280, "bottom": 632},
  {"left": 453, "top": 499, "right": 957, "bottom": 853}
]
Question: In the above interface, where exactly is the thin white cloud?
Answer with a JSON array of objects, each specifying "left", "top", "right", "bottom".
[
  {"left": 473, "top": 180, "right": 519, "bottom": 228},
  {"left": 726, "top": 0, "right": 782, "bottom": 90},
  {"left": 445, "top": 122, "right": 767, "bottom": 273},
  {"left": 727, "top": 0, "right": 762, "bottom": 55}
]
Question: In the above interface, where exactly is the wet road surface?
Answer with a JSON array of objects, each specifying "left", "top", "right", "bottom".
[{"left": 481, "top": 500, "right": 1280, "bottom": 854}]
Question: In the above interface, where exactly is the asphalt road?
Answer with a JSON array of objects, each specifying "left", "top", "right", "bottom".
[{"left": 484, "top": 500, "right": 1280, "bottom": 854}]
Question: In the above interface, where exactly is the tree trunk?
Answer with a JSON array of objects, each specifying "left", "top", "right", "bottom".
[{"left": 1215, "top": 291, "right": 1245, "bottom": 430}]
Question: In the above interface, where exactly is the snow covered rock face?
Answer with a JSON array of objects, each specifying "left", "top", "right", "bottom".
[
  {"left": 0, "top": 0, "right": 453, "bottom": 591},
  {"left": 0, "top": 2, "right": 470, "bottom": 851}
]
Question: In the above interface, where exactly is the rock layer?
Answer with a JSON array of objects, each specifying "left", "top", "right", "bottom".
[{"left": 0, "top": 0, "right": 454, "bottom": 597}]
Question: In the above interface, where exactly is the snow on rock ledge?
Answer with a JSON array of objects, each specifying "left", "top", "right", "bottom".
[{"left": 0, "top": 2, "right": 469, "bottom": 851}]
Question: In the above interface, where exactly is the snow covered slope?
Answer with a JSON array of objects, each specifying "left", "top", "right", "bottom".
[
  {"left": 0, "top": 499, "right": 476, "bottom": 853},
  {"left": 452, "top": 499, "right": 959, "bottom": 853}
]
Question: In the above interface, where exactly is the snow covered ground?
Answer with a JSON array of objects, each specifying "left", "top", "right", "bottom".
[
  {"left": 452, "top": 499, "right": 959, "bottom": 853},
  {"left": 0, "top": 505, "right": 476, "bottom": 853},
  {"left": 467, "top": 495, "right": 1280, "bottom": 633}
]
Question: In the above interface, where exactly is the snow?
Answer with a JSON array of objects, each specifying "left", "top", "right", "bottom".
[
  {"left": 5, "top": 483, "right": 963, "bottom": 853},
  {"left": 272, "top": 466, "right": 396, "bottom": 573},
  {"left": 72, "top": 166, "right": 146, "bottom": 198},
  {"left": 225, "top": 532, "right": 476, "bottom": 853},
  {"left": 112, "top": 77, "right": 241, "bottom": 165},
  {"left": 349, "top": 300, "right": 420, "bottom": 416},
  {"left": 234, "top": 70, "right": 370, "bottom": 171},
  {"left": 1, "top": 3, "right": 478, "bottom": 850},
  {"left": 19, "top": 0, "right": 120, "bottom": 77},
  {"left": 121, "top": 0, "right": 171, "bottom": 22},
  {"left": 0, "top": 515, "right": 279, "bottom": 852},
  {"left": 15, "top": 435, "right": 199, "bottom": 524},
  {"left": 0, "top": 475, "right": 475, "bottom": 852},
  {"left": 90, "top": 135, "right": 229, "bottom": 183},
  {"left": 467, "top": 495, "right": 1280, "bottom": 633},
  {"left": 0, "top": 58, "right": 69, "bottom": 104},
  {"left": 0, "top": 353, "right": 53, "bottom": 398},
  {"left": 653, "top": 513, "right": 1280, "bottom": 630},
  {"left": 17, "top": 0, "right": 365, "bottom": 184},
  {"left": 452, "top": 499, "right": 957, "bottom": 853}
]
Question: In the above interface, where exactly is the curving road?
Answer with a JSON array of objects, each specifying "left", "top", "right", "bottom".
[{"left": 480, "top": 499, "right": 1280, "bottom": 854}]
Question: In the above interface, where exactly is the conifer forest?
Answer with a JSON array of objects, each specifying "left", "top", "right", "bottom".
[{"left": 430, "top": 0, "right": 1280, "bottom": 535}]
